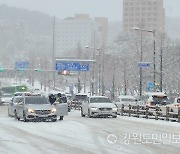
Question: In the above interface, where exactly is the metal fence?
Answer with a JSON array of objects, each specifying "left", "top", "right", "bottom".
[{"left": 119, "top": 104, "right": 180, "bottom": 123}]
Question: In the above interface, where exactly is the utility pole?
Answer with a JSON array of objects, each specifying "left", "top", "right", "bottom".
[
  {"left": 31, "top": 58, "right": 34, "bottom": 87},
  {"left": 52, "top": 16, "right": 56, "bottom": 90},
  {"left": 123, "top": 61, "right": 127, "bottom": 95},
  {"left": 92, "top": 31, "right": 96, "bottom": 96},
  {"left": 153, "top": 30, "right": 156, "bottom": 92},
  {"left": 112, "top": 60, "right": 116, "bottom": 100},
  {"left": 160, "top": 34, "right": 163, "bottom": 92},
  {"left": 101, "top": 45, "right": 105, "bottom": 96},
  {"left": 139, "top": 30, "right": 143, "bottom": 99},
  {"left": 44, "top": 57, "right": 47, "bottom": 92},
  {"left": 98, "top": 48, "right": 101, "bottom": 95},
  {"left": 77, "top": 42, "right": 81, "bottom": 93}
]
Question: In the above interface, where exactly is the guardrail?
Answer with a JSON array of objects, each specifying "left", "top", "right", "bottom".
[{"left": 119, "top": 104, "right": 180, "bottom": 123}]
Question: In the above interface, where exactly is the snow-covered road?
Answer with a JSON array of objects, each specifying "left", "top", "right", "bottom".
[{"left": 0, "top": 106, "right": 179, "bottom": 154}]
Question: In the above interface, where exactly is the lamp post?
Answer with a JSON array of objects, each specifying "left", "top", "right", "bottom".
[
  {"left": 52, "top": 16, "right": 56, "bottom": 90},
  {"left": 133, "top": 27, "right": 156, "bottom": 99},
  {"left": 97, "top": 48, "right": 101, "bottom": 95},
  {"left": 133, "top": 27, "right": 143, "bottom": 100},
  {"left": 147, "top": 30, "right": 156, "bottom": 92},
  {"left": 84, "top": 46, "right": 96, "bottom": 96},
  {"left": 84, "top": 46, "right": 101, "bottom": 95}
]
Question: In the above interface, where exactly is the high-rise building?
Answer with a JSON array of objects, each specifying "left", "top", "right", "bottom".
[
  {"left": 123, "top": 0, "right": 165, "bottom": 33},
  {"left": 55, "top": 14, "right": 93, "bottom": 57},
  {"left": 55, "top": 14, "right": 108, "bottom": 57}
]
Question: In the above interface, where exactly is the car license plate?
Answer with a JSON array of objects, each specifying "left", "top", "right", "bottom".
[
  {"left": 101, "top": 111, "right": 110, "bottom": 114},
  {"left": 39, "top": 114, "right": 48, "bottom": 117}
]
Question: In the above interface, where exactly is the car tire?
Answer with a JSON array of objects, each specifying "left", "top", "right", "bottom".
[
  {"left": 112, "top": 115, "right": 117, "bottom": 118},
  {"left": 81, "top": 108, "right": 85, "bottom": 117},
  {"left": 14, "top": 110, "right": 20, "bottom": 121},
  {"left": 23, "top": 112, "right": 28, "bottom": 122},
  {"left": 52, "top": 119, "right": 57, "bottom": 122},
  {"left": 88, "top": 110, "right": 92, "bottom": 118}
]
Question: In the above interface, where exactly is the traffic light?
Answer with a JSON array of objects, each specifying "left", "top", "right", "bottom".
[
  {"left": 58, "top": 70, "right": 70, "bottom": 75},
  {"left": 35, "top": 69, "right": 42, "bottom": 72}
]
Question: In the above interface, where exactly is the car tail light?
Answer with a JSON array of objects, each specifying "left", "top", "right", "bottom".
[{"left": 174, "top": 104, "right": 180, "bottom": 108}]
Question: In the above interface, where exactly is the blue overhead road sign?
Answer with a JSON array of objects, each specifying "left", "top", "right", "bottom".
[
  {"left": 56, "top": 61, "right": 89, "bottom": 71},
  {"left": 15, "top": 61, "right": 30, "bottom": 69},
  {"left": 138, "top": 62, "right": 150, "bottom": 68}
]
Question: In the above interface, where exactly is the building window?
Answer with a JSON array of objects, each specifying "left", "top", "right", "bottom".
[
  {"left": 125, "top": 2, "right": 129, "bottom": 6},
  {"left": 153, "top": 7, "right": 157, "bottom": 10}
]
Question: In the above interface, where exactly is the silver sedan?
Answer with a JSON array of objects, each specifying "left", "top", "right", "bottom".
[{"left": 81, "top": 96, "right": 117, "bottom": 118}]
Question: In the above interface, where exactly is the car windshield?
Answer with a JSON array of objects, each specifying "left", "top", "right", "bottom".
[
  {"left": 14, "top": 92, "right": 31, "bottom": 96},
  {"left": 121, "top": 98, "right": 136, "bottom": 102},
  {"left": 90, "top": 97, "right": 111, "bottom": 103},
  {"left": 152, "top": 96, "right": 169, "bottom": 105},
  {"left": 25, "top": 97, "right": 49, "bottom": 104}
]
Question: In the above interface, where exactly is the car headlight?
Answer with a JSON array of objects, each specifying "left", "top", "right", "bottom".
[
  {"left": 91, "top": 107, "right": 98, "bottom": 110},
  {"left": 112, "top": 107, "right": 117, "bottom": 111},
  {"left": 51, "top": 108, "right": 56, "bottom": 113},
  {"left": 28, "top": 108, "right": 34, "bottom": 113}
]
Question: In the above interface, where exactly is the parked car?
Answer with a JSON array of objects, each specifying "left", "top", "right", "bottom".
[
  {"left": 8, "top": 96, "right": 22, "bottom": 117},
  {"left": 168, "top": 97, "right": 180, "bottom": 108},
  {"left": 81, "top": 96, "right": 117, "bottom": 118},
  {"left": 71, "top": 93, "right": 88, "bottom": 110},
  {"left": 0, "top": 93, "right": 13, "bottom": 105},
  {"left": 14, "top": 96, "right": 57, "bottom": 122},
  {"left": 115, "top": 95, "right": 137, "bottom": 114},
  {"left": 146, "top": 92, "right": 169, "bottom": 107}
]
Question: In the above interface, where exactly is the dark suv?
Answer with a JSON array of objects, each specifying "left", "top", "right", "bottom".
[
  {"left": 146, "top": 94, "right": 169, "bottom": 107},
  {"left": 71, "top": 94, "right": 88, "bottom": 110}
]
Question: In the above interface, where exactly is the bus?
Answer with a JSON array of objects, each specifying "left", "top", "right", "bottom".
[{"left": 1, "top": 85, "right": 28, "bottom": 95}]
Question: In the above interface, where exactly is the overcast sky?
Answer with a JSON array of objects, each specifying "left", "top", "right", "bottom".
[{"left": 0, "top": 0, "right": 179, "bottom": 21}]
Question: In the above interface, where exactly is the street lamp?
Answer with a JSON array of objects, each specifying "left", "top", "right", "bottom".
[
  {"left": 147, "top": 30, "right": 156, "bottom": 92},
  {"left": 52, "top": 16, "right": 56, "bottom": 90},
  {"left": 84, "top": 46, "right": 95, "bottom": 96},
  {"left": 133, "top": 28, "right": 156, "bottom": 99},
  {"left": 84, "top": 46, "right": 101, "bottom": 95},
  {"left": 133, "top": 27, "right": 143, "bottom": 100}
]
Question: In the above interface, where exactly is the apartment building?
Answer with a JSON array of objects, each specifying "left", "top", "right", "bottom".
[{"left": 123, "top": 0, "right": 165, "bottom": 33}]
